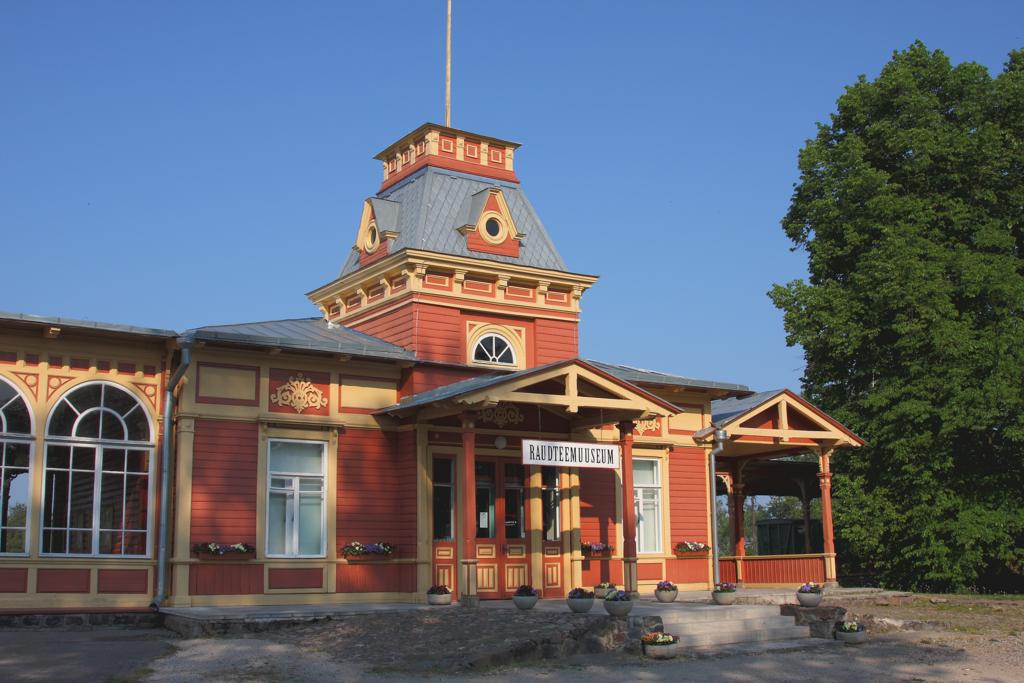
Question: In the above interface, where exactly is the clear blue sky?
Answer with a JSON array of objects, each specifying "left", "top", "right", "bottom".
[{"left": 3, "top": 1, "right": 1022, "bottom": 392}]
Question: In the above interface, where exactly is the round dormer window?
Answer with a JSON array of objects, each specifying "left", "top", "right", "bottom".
[
  {"left": 364, "top": 222, "right": 380, "bottom": 253},
  {"left": 485, "top": 218, "right": 502, "bottom": 239}
]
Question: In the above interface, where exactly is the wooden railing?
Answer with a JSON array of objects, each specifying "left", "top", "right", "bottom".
[{"left": 718, "top": 553, "right": 833, "bottom": 585}]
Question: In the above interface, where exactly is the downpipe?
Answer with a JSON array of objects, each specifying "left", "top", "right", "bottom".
[
  {"left": 708, "top": 428, "right": 727, "bottom": 586},
  {"left": 150, "top": 341, "right": 192, "bottom": 610}
]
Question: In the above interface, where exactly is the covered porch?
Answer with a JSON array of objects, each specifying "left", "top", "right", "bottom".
[
  {"left": 379, "top": 359, "right": 679, "bottom": 603},
  {"left": 696, "top": 389, "right": 864, "bottom": 587}
]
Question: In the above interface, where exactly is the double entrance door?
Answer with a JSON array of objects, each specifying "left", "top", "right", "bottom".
[{"left": 474, "top": 459, "right": 530, "bottom": 598}]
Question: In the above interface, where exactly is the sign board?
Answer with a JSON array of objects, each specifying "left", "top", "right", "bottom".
[{"left": 521, "top": 439, "right": 620, "bottom": 469}]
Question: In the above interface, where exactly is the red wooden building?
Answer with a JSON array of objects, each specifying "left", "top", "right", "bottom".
[{"left": 0, "top": 123, "right": 861, "bottom": 611}]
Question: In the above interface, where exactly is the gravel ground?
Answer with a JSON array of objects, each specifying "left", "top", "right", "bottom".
[{"left": 3, "top": 594, "right": 1021, "bottom": 682}]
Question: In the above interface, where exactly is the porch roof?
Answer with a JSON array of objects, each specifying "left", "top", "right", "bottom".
[
  {"left": 695, "top": 388, "right": 864, "bottom": 459},
  {"left": 377, "top": 358, "right": 679, "bottom": 425}
]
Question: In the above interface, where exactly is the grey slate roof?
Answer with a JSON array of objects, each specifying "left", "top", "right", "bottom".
[
  {"left": 710, "top": 389, "right": 786, "bottom": 426},
  {"left": 339, "top": 167, "right": 569, "bottom": 276},
  {"left": 587, "top": 360, "right": 750, "bottom": 394},
  {"left": 0, "top": 310, "right": 176, "bottom": 339},
  {"left": 185, "top": 317, "right": 415, "bottom": 361}
]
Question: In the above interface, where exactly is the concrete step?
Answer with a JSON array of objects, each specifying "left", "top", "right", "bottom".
[
  {"left": 662, "top": 615, "right": 804, "bottom": 635},
  {"left": 654, "top": 604, "right": 782, "bottom": 623},
  {"left": 669, "top": 624, "right": 811, "bottom": 648}
]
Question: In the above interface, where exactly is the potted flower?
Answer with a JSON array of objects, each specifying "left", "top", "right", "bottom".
[
  {"left": 566, "top": 587, "right": 595, "bottom": 613},
  {"left": 603, "top": 589, "right": 633, "bottom": 617},
  {"left": 655, "top": 580, "right": 678, "bottom": 603},
  {"left": 594, "top": 581, "right": 616, "bottom": 599},
  {"left": 674, "top": 541, "right": 710, "bottom": 556},
  {"left": 796, "top": 581, "right": 823, "bottom": 607},
  {"left": 426, "top": 584, "right": 451, "bottom": 606},
  {"left": 512, "top": 584, "right": 539, "bottom": 610},
  {"left": 835, "top": 621, "right": 868, "bottom": 644},
  {"left": 192, "top": 542, "right": 255, "bottom": 560},
  {"left": 641, "top": 631, "right": 681, "bottom": 659},
  {"left": 712, "top": 582, "right": 738, "bottom": 605},
  {"left": 340, "top": 541, "right": 394, "bottom": 560},
  {"left": 581, "top": 542, "right": 613, "bottom": 557}
]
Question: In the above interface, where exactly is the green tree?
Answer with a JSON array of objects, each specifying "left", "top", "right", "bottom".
[{"left": 770, "top": 42, "right": 1024, "bottom": 592}]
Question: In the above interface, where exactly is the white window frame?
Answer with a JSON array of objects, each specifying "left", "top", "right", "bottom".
[
  {"left": 40, "top": 381, "right": 155, "bottom": 558},
  {"left": 633, "top": 457, "right": 662, "bottom": 555},
  {"left": 0, "top": 377, "right": 34, "bottom": 556},
  {"left": 471, "top": 333, "right": 517, "bottom": 367},
  {"left": 265, "top": 438, "right": 327, "bottom": 559}
]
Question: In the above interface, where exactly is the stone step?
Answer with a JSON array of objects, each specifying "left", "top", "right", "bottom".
[
  {"left": 651, "top": 604, "right": 782, "bottom": 623},
  {"left": 670, "top": 624, "right": 811, "bottom": 648},
  {"left": 661, "top": 615, "right": 802, "bottom": 635}
]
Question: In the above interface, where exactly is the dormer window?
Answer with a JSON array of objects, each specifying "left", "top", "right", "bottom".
[
  {"left": 484, "top": 217, "right": 502, "bottom": 240},
  {"left": 364, "top": 222, "right": 380, "bottom": 253},
  {"left": 473, "top": 333, "right": 516, "bottom": 366}
]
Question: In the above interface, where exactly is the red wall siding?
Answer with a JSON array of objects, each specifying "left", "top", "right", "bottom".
[
  {"left": 637, "top": 563, "right": 663, "bottom": 581},
  {"left": 348, "top": 305, "right": 415, "bottom": 350},
  {"left": 97, "top": 569, "right": 148, "bottom": 594},
  {"left": 534, "top": 318, "right": 578, "bottom": 364},
  {"left": 668, "top": 447, "right": 709, "bottom": 544},
  {"left": 189, "top": 564, "right": 264, "bottom": 595},
  {"left": 399, "top": 365, "right": 483, "bottom": 399},
  {"left": 666, "top": 558, "right": 710, "bottom": 584},
  {"left": 268, "top": 568, "right": 324, "bottom": 590},
  {"left": 0, "top": 568, "right": 28, "bottom": 592},
  {"left": 581, "top": 559, "right": 623, "bottom": 587},
  {"left": 337, "top": 429, "right": 417, "bottom": 560},
  {"left": 37, "top": 569, "right": 90, "bottom": 593},
  {"left": 191, "top": 419, "right": 258, "bottom": 545},
  {"left": 579, "top": 468, "right": 616, "bottom": 548},
  {"left": 413, "top": 304, "right": 463, "bottom": 363},
  {"left": 336, "top": 563, "right": 417, "bottom": 593},
  {"left": 719, "top": 560, "right": 738, "bottom": 584}
]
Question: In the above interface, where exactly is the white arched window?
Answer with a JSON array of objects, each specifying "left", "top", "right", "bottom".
[
  {"left": 0, "top": 377, "right": 32, "bottom": 554},
  {"left": 42, "top": 382, "right": 154, "bottom": 556},
  {"left": 472, "top": 333, "right": 517, "bottom": 366}
]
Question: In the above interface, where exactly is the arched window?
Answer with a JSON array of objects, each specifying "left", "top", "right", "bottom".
[
  {"left": 0, "top": 377, "right": 32, "bottom": 554},
  {"left": 472, "top": 333, "right": 516, "bottom": 366},
  {"left": 43, "top": 382, "right": 154, "bottom": 556}
]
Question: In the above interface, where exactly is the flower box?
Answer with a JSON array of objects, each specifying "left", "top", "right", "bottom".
[
  {"left": 194, "top": 551, "right": 256, "bottom": 561},
  {"left": 340, "top": 541, "right": 395, "bottom": 560},
  {"left": 581, "top": 542, "right": 614, "bottom": 558}
]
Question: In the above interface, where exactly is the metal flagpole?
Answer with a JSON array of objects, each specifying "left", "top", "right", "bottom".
[{"left": 445, "top": 0, "right": 452, "bottom": 127}]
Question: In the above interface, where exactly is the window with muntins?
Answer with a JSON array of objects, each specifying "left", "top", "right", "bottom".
[
  {"left": 541, "top": 467, "right": 560, "bottom": 542},
  {"left": 0, "top": 378, "right": 32, "bottom": 554},
  {"left": 472, "top": 333, "right": 516, "bottom": 366},
  {"left": 633, "top": 459, "right": 661, "bottom": 554},
  {"left": 267, "top": 439, "right": 326, "bottom": 557},
  {"left": 432, "top": 458, "right": 454, "bottom": 541},
  {"left": 42, "top": 382, "right": 153, "bottom": 556}
]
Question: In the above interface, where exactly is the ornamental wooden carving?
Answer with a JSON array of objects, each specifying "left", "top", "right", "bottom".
[
  {"left": 635, "top": 418, "right": 661, "bottom": 436},
  {"left": 478, "top": 403, "right": 524, "bottom": 429},
  {"left": 270, "top": 373, "right": 329, "bottom": 414}
]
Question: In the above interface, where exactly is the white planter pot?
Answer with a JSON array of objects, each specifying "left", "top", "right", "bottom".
[
  {"left": 712, "top": 591, "right": 737, "bottom": 605},
  {"left": 513, "top": 595, "right": 539, "bottom": 610},
  {"left": 797, "top": 591, "right": 823, "bottom": 607},
  {"left": 655, "top": 589, "right": 678, "bottom": 603},
  {"left": 567, "top": 597, "right": 594, "bottom": 613},
  {"left": 836, "top": 629, "right": 868, "bottom": 644},
  {"left": 644, "top": 641, "right": 682, "bottom": 659},
  {"left": 427, "top": 593, "right": 452, "bottom": 605},
  {"left": 603, "top": 600, "right": 634, "bottom": 617}
]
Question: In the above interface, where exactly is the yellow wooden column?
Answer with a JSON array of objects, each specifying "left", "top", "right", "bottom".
[
  {"left": 169, "top": 416, "right": 195, "bottom": 606},
  {"left": 527, "top": 465, "right": 543, "bottom": 594}
]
